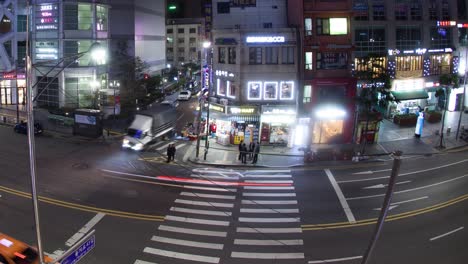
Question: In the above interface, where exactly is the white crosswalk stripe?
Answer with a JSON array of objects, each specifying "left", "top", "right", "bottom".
[
  {"left": 134, "top": 260, "right": 157, "bottom": 264},
  {"left": 136, "top": 169, "right": 304, "bottom": 263}
]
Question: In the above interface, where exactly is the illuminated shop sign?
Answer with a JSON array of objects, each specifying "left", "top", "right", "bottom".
[
  {"left": 427, "top": 48, "right": 453, "bottom": 53},
  {"left": 437, "top": 21, "right": 456, "bottom": 27},
  {"left": 262, "top": 106, "right": 296, "bottom": 115},
  {"left": 458, "top": 23, "right": 468, "bottom": 28},
  {"left": 215, "top": 70, "right": 234, "bottom": 77},
  {"left": 35, "top": 41, "right": 58, "bottom": 60},
  {"left": 247, "top": 81, "right": 294, "bottom": 101},
  {"left": 36, "top": 3, "right": 58, "bottom": 31},
  {"left": 209, "top": 103, "right": 225, "bottom": 113},
  {"left": 389, "top": 48, "right": 429, "bottom": 55},
  {"left": 229, "top": 106, "right": 257, "bottom": 115},
  {"left": 201, "top": 65, "right": 211, "bottom": 90},
  {"left": 246, "top": 36, "right": 285, "bottom": 43},
  {"left": 393, "top": 79, "right": 424, "bottom": 91}
]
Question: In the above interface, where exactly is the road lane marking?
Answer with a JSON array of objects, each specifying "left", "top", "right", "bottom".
[
  {"left": 347, "top": 174, "right": 468, "bottom": 200},
  {"left": 65, "top": 212, "right": 105, "bottom": 247},
  {"left": 190, "top": 174, "right": 238, "bottom": 180},
  {"left": 183, "top": 186, "right": 236, "bottom": 192},
  {"left": 308, "top": 255, "right": 362, "bottom": 263},
  {"left": 362, "top": 180, "right": 411, "bottom": 189},
  {"left": 165, "top": 215, "right": 230, "bottom": 226},
  {"left": 244, "top": 180, "right": 293, "bottom": 183},
  {"left": 180, "top": 192, "right": 235, "bottom": 199},
  {"left": 143, "top": 248, "right": 219, "bottom": 264},
  {"left": 234, "top": 239, "right": 303, "bottom": 246},
  {"left": 430, "top": 226, "right": 464, "bottom": 241},
  {"left": 243, "top": 186, "right": 295, "bottom": 190},
  {"left": 151, "top": 236, "right": 223, "bottom": 250},
  {"left": 237, "top": 227, "right": 302, "bottom": 233},
  {"left": 134, "top": 260, "right": 157, "bottom": 264},
  {"left": 241, "top": 200, "right": 297, "bottom": 205},
  {"left": 242, "top": 174, "right": 292, "bottom": 178},
  {"left": 339, "top": 158, "right": 468, "bottom": 183},
  {"left": 325, "top": 169, "right": 356, "bottom": 224},
  {"left": 175, "top": 199, "right": 234, "bottom": 208},
  {"left": 170, "top": 207, "right": 232, "bottom": 216},
  {"left": 158, "top": 225, "right": 227, "bottom": 237},
  {"left": 245, "top": 169, "right": 291, "bottom": 173},
  {"left": 243, "top": 192, "right": 296, "bottom": 197},
  {"left": 391, "top": 196, "right": 429, "bottom": 205},
  {"left": 240, "top": 208, "right": 299, "bottom": 213},
  {"left": 239, "top": 217, "right": 300, "bottom": 223},
  {"left": 156, "top": 142, "right": 172, "bottom": 151},
  {"left": 353, "top": 169, "right": 392, "bottom": 175},
  {"left": 231, "top": 252, "right": 304, "bottom": 259}
]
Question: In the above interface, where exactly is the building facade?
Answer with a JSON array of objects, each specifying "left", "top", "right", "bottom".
[
  {"left": 209, "top": 0, "right": 299, "bottom": 147},
  {"left": 289, "top": 0, "right": 357, "bottom": 145},
  {"left": 166, "top": 18, "right": 204, "bottom": 67}
]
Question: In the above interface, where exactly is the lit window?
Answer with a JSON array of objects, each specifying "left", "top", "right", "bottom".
[
  {"left": 247, "top": 82, "right": 262, "bottom": 100},
  {"left": 263, "top": 82, "right": 278, "bottom": 100},
  {"left": 280, "top": 81, "right": 294, "bottom": 100},
  {"left": 305, "top": 52, "right": 313, "bottom": 70}
]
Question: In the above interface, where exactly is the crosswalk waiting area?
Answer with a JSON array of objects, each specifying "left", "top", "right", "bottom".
[{"left": 134, "top": 169, "right": 305, "bottom": 264}]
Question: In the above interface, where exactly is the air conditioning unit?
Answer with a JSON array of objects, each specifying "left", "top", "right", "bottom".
[{"left": 220, "top": 98, "right": 228, "bottom": 106}]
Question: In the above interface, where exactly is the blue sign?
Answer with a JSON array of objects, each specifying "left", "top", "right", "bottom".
[{"left": 61, "top": 235, "right": 95, "bottom": 264}]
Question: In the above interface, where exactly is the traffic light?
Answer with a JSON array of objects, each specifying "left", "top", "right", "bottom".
[
  {"left": 168, "top": 4, "right": 177, "bottom": 11},
  {"left": 143, "top": 73, "right": 149, "bottom": 80}
]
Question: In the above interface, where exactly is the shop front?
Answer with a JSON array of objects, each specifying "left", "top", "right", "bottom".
[
  {"left": 312, "top": 106, "right": 347, "bottom": 144},
  {"left": 260, "top": 105, "right": 296, "bottom": 146},
  {"left": 388, "top": 78, "right": 429, "bottom": 118},
  {"left": 0, "top": 72, "right": 26, "bottom": 106},
  {"left": 227, "top": 105, "right": 260, "bottom": 145}
]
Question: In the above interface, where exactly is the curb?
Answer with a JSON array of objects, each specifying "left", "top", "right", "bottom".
[{"left": 188, "top": 157, "right": 386, "bottom": 169}]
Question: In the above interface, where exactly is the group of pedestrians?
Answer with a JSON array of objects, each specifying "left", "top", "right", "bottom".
[
  {"left": 238, "top": 140, "right": 260, "bottom": 164},
  {"left": 166, "top": 143, "right": 176, "bottom": 162}
]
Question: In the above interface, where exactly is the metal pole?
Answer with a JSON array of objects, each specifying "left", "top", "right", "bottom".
[
  {"left": 456, "top": 48, "right": 467, "bottom": 140},
  {"left": 361, "top": 150, "right": 403, "bottom": 264},
  {"left": 16, "top": 62, "right": 20, "bottom": 123},
  {"left": 204, "top": 47, "right": 211, "bottom": 160},
  {"left": 439, "top": 88, "right": 449, "bottom": 148},
  {"left": 25, "top": 1, "right": 45, "bottom": 262},
  {"left": 196, "top": 45, "right": 207, "bottom": 159}
]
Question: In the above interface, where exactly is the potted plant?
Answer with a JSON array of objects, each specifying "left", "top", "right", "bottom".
[
  {"left": 424, "top": 110, "right": 442, "bottom": 123},
  {"left": 393, "top": 113, "right": 418, "bottom": 126}
]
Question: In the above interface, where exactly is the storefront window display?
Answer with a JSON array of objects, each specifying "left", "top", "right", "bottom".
[
  {"left": 248, "top": 82, "right": 262, "bottom": 100},
  {"left": 264, "top": 82, "right": 278, "bottom": 100},
  {"left": 231, "top": 121, "right": 259, "bottom": 144},
  {"left": 280, "top": 81, "right": 294, "bottom": 100},
  {"left": 312, "top": 120, "right": 344, "bottom": 144},
  {"left": 0, "top": 80, "right": 12, "bottom": 105}
]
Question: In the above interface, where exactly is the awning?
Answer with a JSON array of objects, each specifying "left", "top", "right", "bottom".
[
  {"left": 229, "top": 115, "right": 260, "bottom": 122},
  {"left": 391, "top": 90, "right": 429, "bottom": 101}
]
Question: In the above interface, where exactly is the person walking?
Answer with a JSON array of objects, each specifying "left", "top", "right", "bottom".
[
  {"left": 252, "top": 141, "right": 260, "bottom": 164},
  {"left": 238, "top": 140, "right": 244, "bottom": 160},
  {"left": 241, "top": 142, "right": 247, "bottom": 164}
]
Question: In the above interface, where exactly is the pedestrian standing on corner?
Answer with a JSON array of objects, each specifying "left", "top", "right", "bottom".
[
  {"left": 252, "top": 141, "right": 260, "bottom": 164},
  {"left": 238, "top": 140, "right": 244, "bottom": 160},
  {"left": 170, "top": 144, "right": 176, "bottom": 161},
  {"left": 248, "top": 141, "right": 255, "bottom": 160},
  {"left": 166, "top": 144, "right": 172, "bottom": 163},
  {"left": 241, "top": 142, "right": 248, "bottom": 164}
]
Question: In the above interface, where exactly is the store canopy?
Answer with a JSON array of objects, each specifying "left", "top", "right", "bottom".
[{"left": 391, "top": 90, "right": 429, "bottom": 101}]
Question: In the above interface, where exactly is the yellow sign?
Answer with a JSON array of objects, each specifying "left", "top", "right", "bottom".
[{"left": 210, "top": 104, "right": 225, "bottom": 112}]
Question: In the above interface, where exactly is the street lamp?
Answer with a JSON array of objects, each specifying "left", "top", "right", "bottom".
[
  {"left": 25, "top": 32, "right": 106, "bottom": 263},
  {"left": 195, "top": 41, "right": 211, "bottom": 159}
]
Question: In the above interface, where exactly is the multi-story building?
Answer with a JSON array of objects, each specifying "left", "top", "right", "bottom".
[
  {"left": 209, "top": 0, "right": 299, "bottom": 147},
  {"left": 289, "top": 0, "right": 356, "bottom": 145},
  {"left": 350, "top": 0, "right": 467, "bottom": 143},
  {"left": 0, "top": 0, "right": 166, "bottom": 112},
  {"left": 166, "top": 18, "right": 204, "bottom": 67}
]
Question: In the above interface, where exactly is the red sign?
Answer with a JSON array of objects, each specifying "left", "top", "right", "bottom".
[
  {"left": 458, "top": 23, "right": 468, "bottom": 28},
  {"left": 437, "top": 21, "right": 456, "bottom": 27}
]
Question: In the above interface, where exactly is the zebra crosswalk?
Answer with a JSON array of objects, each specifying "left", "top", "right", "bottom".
[{"left": 134, "top": 169, "right": 306, "bottom": 264}]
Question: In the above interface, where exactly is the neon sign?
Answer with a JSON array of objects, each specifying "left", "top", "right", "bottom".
[
  {"left": 246, "top": 36, "right": 285, "bottom": 43},
  {"left": 36, "top": 3, "right": 58, "bottom": 31},
  {"left": 437, "top": 21, "right": 456, "bottom": 27}
]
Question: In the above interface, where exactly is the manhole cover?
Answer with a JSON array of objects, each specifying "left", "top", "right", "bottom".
[{"left": 72, "top": 162, "right": 89, "bottom": 170}]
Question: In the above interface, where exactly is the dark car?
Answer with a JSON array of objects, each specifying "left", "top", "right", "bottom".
[{"left": 13, "top": 122, "right": 43, "bottom": 135}]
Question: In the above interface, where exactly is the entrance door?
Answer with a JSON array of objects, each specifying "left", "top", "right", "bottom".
[{"left": 313, "top": 120, "right": 344, "bottom": 144}]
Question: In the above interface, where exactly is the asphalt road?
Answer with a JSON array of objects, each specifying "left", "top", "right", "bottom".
[{"left": 0, "top": 102, "right": 467, "bottom": 264}]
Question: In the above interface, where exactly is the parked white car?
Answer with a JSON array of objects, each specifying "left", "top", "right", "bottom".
[{"left": 178, "top": 90, "right": 192, "bottom": 100}]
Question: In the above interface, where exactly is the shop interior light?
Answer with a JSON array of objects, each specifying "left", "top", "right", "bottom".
[{"left": 315, "top": 106, "right": 346, "bottom": 119}]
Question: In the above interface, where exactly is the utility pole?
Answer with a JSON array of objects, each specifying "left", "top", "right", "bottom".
[
  {"left": 204, "top": 46, "right": 212, "bottom": 160},
  {"left": 456, "top": 47, "right": 467, "bottom": 140},
  {"left": 439, "top": 87, "right": 450, "bottom": 149},
  {"left": 25, "top": 1, "right": 45, "bottom": 263},
  {"left": 361, "top": 150, "right": 403, "bottom": 264}
]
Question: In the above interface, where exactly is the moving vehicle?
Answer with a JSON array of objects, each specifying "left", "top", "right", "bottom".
[
  {"left": 0, "top": 232, "right": 54, "bottom": 264},
  {"left": 13, "top": 122, "right": 43, "bottom": 135},
  {"left": 177, "top": 90, "right": 192, "bottom": 101},
  {"left": 122, "top": 104, "right": 178, "bottom": 151},
  {"left": 160, "top": 93, "right": 179, "bottom": 107}
]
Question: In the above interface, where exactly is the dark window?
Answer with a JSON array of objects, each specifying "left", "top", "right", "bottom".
[
  {"left": 17, "top": 15, "right": 27, "bottom": 32},
  {"left": 218, "top": 47, "right": 226, "bottom": 63},
  {"left": 396, "top": 27, "right": 422, "bottom": 50},
  {"left": 231, "top": 0, "right": 256, "bottom": 7},
  {"left": 316, "top": 18, "right": 330, "bottom": 35},
  {"left": 430, "top": 27, "right": 452, "bottom": 49},
  {"left": 178, "top": 38, "right": 184, "bottom": 44},
  {"left": 249, "top": 47, "right": 262, "bottom": 64},
  {"left": 178, "top": 47, "right": 185, "bottom": 53},
  {"left": 395, "top": 2, "right": 408, "bottom": 20},
  {"left": 459, "top": 28, "right": 468, "bottom": 46},
  {"left": 316, "top": 52, "right": 348, "bottom": 70},
  {"left": 458, "top": 0, "right": 467, "bottom": 19},
  {"left": 372, "top": 3, "right": 385, "bottom": 20},
  {"left": 167, "top": 28, "right": 173, "bottom": 34},
  {"left": 265, "top": 47, "right": 278, "bottom": 64},
  {"left": 263, "top": 23, "right": 272, "bottom": 28},
  {"left": 228, "top": 47, "right": 236, "bottom": 64},
  {"left": 190, "top": 47, "right": 196, "bottom": 52},
  {"left": 189, "top": 37, "right": 196, "bottom": 43},
  {"left": 281, "top": 47, "right": 294, "bottom": 64},
  {"left": 354, "top": 27, "right": 386, "bottom": 56},
  {"left": 217, "top": 2, "right": 230, "bottom": 14},
  {"left": 410, "top": 2, "right": 422, "bottom": 20},
  {"left": 189, "top": 28, "right": 196, "bottom": 33},
  {"left": 36, "top": 77, "right": 59, "bottom": 108},
  {"left": 178, "top": 28, "right": 184, "bottom": 34},
  {"left": 442, "top": 0, "right": 450, "bottom": 20},
  {"left": 429, "top": 1, "right": 438, "bottom": 20},
  {"left": 167, "top": 47, "right": 173, "bottom": 53}
]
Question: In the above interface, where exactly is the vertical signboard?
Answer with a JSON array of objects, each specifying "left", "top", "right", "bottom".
[{"left": 35, "top": 3, "right": 59, "bottom": 30}]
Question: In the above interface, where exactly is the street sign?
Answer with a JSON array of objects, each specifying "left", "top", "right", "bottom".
[{"left": 61, "top": 234, "right": 95, "bottom": 264}]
